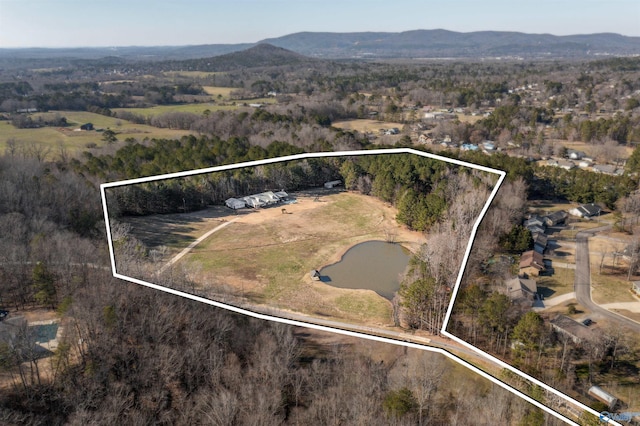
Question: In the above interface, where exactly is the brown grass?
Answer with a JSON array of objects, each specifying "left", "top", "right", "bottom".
[
  {"left": 332, "top": 119, "right": 404, "bottom": 133},
  {"left": 124, "top": 191, "right": 427, "bottom": 327}
]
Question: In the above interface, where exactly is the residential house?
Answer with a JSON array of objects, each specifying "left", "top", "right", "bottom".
[
  {"left": 557, "top": 160, "right": 576, "bottom": 170},
  {"left": 241, "top": 191, "right": 281, "bottom": 208},
  {"left": 225, "top": 198, "right": 246, "bottom": 210},
  {"left": 550, "top": 315, "right": 593, "bottom": 344},
  {"left": 592, "top": 164, "right": 617, "bottom": 174},
  {"left": 532, "top": 233, "right": 548, "bottom": 254},
  {"left": 460, "top": 143, "right": 479, "bottom": 151},
  {"left": 80, "top": 123, "right": 94, "bottom": 131},
  {"left": 505, "top": 276, "right": 538, "bottom": 305},
  {"left": 567, "top": 149, "right": 586, "bottom": 160},
  {"left": 519, "top": 250, "right": 545, "bottom": 277},
  {"left": 543, "top": 210, "right": 568, "bottom": 227},
  {"left": 482, "top": 141, "right": 496, "bottom": 152},
  {"left": 569, "top": 203, "right": 602, "bottom": 218},
  {"left": 274, "top": 191, "right": 289, "bottom": 200},
  {"left": 524, "top": 215, "right": 545, "bottom": 229},
  {"left": 526, "top": 225, "right": 546, "bottom": 235}
]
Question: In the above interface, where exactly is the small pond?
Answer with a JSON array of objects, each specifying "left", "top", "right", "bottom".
[{"left": 319, "top": 241, "right": 410, "bottom": 300}]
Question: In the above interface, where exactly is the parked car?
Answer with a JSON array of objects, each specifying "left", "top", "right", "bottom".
[
  {"left": 0, "top": 310, "right": 8, "bottom": 320},
  {"left": 582, "top": 318, "right": 592, "bottom": 326}
]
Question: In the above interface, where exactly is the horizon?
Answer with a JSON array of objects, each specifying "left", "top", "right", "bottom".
[
  {"left": 0, "top": 28, "right": 638, "bottom": 50},
  {"left": 1, "top": 0, "right": 639, "bottom": 49}
]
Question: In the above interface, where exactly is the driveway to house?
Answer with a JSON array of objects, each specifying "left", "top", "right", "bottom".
[
  {"left": 575, "top": 225, "right": 640, "bottom": 333},
  {"left": 532, "top": 291, "right": 576, "bottom": 311},
  {"left": 159, "top": 217, "right": 241, "bottom": 274}
]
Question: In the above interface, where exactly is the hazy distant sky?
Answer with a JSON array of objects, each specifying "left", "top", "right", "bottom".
[{"left": 1, "top": 0, "right": 638, "bottom": 48}]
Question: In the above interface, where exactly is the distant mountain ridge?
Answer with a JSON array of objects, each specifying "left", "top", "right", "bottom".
[
  {"left": 1, "top": 30, "right": 639, "bottom": 62},
  {"left": 259, "top": 30, "right": 640, "bottom": 59}
]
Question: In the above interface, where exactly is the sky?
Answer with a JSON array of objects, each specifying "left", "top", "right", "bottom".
[{"left": 0, "top": 0, "right": 639, "bottom": 48}]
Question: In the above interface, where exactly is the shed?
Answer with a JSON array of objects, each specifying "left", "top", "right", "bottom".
[
  {"left": 324, "top": 180, "right": 342, "bottom": 189},
  {"left": 310, "top": 270, "right": 321, "bottom": 281},
  {"left": 588, "top": 386, "right": 618, "bottom": 410},
  {"left": 225, "top": 198, "right": 246, "bottom": 210}
]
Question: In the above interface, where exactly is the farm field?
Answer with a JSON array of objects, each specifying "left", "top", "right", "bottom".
[
  {"left": 123, "top": 190, "right": 427, "bottom": 327},
  {"left": 0, "top": 111, "right": 191, "bottom": 154},
  {"left": 112, "top": 102, "right": 237, "bottom": 117},
  {"left": 332, "top": 118, "right": 405, "bottom": 133}
]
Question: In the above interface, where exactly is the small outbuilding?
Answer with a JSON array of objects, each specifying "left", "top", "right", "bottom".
[
  {"left": 324, "top": 180, "right": 342, "bottom": 189},
  {"left": 588, "top": 385, "right": 618, "bottom": 410},
  {"left": 80, "top": 123, "right": 94, "bottom": 131},
  {"left": 310, "top": 270, "right": 321, "bottom": 281}
]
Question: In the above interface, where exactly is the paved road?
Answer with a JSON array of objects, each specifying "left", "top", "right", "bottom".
[{"left": 574, "top": 225, "right": 640, "bottom": 333}]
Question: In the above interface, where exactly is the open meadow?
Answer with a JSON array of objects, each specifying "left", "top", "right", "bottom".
[
  {"left": 124, "top": 190, "right": 427, "bottom": 327},
  {"left": 0, "top": 111, "right": 191, "bottom": 155},
  {"left": 332, "top": 118, "right": 405, "bottom": 133}
]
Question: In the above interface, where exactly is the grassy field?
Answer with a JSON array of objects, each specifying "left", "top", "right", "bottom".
[
  {"left": 162, "top": 71, "right": 223, "bottom": 79},
  {"left": 125, "top": 191, "right": 426, "bottom": 327},
  {"left": 201, "top": 86, "right": 236, "bottom": 97},
  {"left": 591, "top": 273, "right": 638, "bottom": 304},
  {"left": 332, "top": 119, "right": 405, "bottom": 133},
  {"left": 112, "top": 102, "right": 237, "bottom": 117},
  {"left": 0, "top": 111, "right": 191, "bottom": 155}
]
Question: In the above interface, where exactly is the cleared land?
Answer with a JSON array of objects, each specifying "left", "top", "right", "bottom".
[
  {"left": 125, "top": 190, "right": 426, "bottom": 327},
  {"left": 0, "top": 111, "right": 190, "bottom": 154},
  {"left": 332, "top": 119, "right": 405, "bottom": 133}
]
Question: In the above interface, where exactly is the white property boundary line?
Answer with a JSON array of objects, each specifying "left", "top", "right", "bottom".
[{"left": 99, "top": 148, "right": 616, "bottom": 426}]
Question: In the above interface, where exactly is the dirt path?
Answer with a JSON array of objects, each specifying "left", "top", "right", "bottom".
[{"left": 159, "top": 217, "right": 240, "bottom": 273}]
